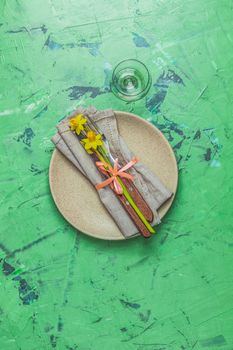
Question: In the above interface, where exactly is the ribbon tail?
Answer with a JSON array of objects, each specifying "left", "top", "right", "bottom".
[
  {"left": 118, "top": 158, "right": 139, "bottom": 173},
  {"left": 96, "top": 160, "right": 109, "bottom": 168},
  {"left": 96, "top": 161, "right": 113, "bottom": 175},
  {"left": 95, "top": 177, "right": 114, "bottom": 190},
  {"left": 113, "top": 178, "right": 123, "bottom": 194},
  {"left": 118, "top": 172, "right": 134, "bottom": 181}
]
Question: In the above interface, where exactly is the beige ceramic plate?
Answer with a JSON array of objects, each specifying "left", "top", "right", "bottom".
[{"left": 49, "top": 111, "right": 178, "bottom": 240}]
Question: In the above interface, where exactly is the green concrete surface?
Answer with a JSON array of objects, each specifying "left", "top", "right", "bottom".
[{"left": 0, "top": 0, "right": 233, "bottom": 349}]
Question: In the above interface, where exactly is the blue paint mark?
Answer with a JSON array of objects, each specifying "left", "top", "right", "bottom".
[
  {"left": 44, "top": 35, "right": 63, "bottom": 50},
  {"left": 16, "top": 127, "right": 35, "bottom": 147},
  {"left": 50, "top": 334, "right": 57, "bottom": 348},
  {"left": 17, "top": 278, "right": 39, "bottom": 305},
  {"left": 146, "top": 69, "right": 184, "bottom": 113},
  {"left": 146, "top": 90, "right": 167, "bottom": 114},
  {"left": 6, "top": 26, "right": 29, "bottom": 34},
  {"left": 204, "top": 148, "right": 211, "bottom": 161},
  {"left": 1, "top": 260, "right": 39, "bottom": 305},
  {"left": 30, "top": 164, "right": 44, "bottom": 175},
  {"left": 132, "top": 32, "right": 150, "bottom": 48},
  {"left": 44, "top": 35, "right": 101, "bottom": 55},
  {"left": 203, "top": 128, "right": 222, "bottom": 165},
  {"left": 78, "top": 40, "right": 100, "bottom": 56},
  {"left": 2, "top": 260, "right": 15, "bottom": 275},
  {"left": 199, "top": 335, "right": 226, "bottom": 347},
  {"left": 6, "top": 25, "right": 47, "bottom": 34},
  {"left": 120, "top": 327, "right": 127, "bottom": 332},
  {"left": 120, "top": 299, "right": 141, "bottom": 309},
  {"left": 103, "top": 62, "right": 112, "bottom": 90},
  {"left": 67, "top": 85, "right": 107, "bottom": 100},
  {"left": 31, "top": 24, "right": 48, "bottom": 33},
  {"left": 139, "top": 310, "right": 151, "bottom": 322}
]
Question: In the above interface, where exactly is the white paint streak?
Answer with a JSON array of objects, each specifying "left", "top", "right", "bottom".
[
  {"left": 0, "top": 108, "right": 20, "bottom": 116},
  {"left": 211, "top": 159, "right": 221, "bottom": 168}
]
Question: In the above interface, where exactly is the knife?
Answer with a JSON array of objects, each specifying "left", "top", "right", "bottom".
[{"left": 86, "top": 115, "right": 154, "bottom": 223}]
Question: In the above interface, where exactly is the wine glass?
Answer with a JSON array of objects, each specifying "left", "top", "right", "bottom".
[{"left": 111, "top": 59, "right": 152, "bottom": 102}]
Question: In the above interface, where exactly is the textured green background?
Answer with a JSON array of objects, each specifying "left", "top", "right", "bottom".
[{"left": 0, "top": 0, "right": 233, "bottom": 349}]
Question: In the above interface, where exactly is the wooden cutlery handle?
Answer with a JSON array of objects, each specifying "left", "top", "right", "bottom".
[
  {"left": 121, "top": 178, "right": 154, "bottom": 223},
  {"left": 117, "top": 193, "right": 151, "bottom": 238}
]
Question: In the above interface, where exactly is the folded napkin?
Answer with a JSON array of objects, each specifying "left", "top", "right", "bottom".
[{"left": 52, "top": 107, "right": 172, "bottom": 238}]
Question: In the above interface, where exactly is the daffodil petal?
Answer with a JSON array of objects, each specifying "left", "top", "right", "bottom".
[
  {"left": 85, "top": 143, "right": 92, "bottom": 150},
  {"left": 81, "top": 118, "right": 87, "bottom": 125}
]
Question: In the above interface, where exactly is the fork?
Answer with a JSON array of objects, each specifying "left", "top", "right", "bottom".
[{"left": 86, "top": 115, "right": 154, "bottom": 223}]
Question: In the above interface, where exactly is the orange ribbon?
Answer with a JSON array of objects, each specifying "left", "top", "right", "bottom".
[{"left": 95, "top": 158, "right": 139, "bottom": 194}]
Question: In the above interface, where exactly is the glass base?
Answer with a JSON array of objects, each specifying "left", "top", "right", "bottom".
[{"left": 111, "top": 59, "right": 151, "bottom": 102}]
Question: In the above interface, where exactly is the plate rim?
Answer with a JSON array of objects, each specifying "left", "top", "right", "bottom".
[{"left": 49, "top": 111, "right": 178, "bottom": 240}]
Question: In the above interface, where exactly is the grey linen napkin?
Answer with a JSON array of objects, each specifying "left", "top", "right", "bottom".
[{"left": 52, "top": 107, "right": 172, "bottom": 238}]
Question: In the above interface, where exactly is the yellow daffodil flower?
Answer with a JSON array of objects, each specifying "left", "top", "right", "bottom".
[
  {"left": 82, "top": 131, "right": 103, "bottom": 153},
  {"left": 69, "top": 114, "right": 87, "bottom": 135}
]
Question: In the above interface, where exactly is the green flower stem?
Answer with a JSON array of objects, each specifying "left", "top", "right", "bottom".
[
  {"left": 116, "top": 177, "right": 155, "bottom": 234},
  {"left": 96, "top": 148, "right": 155, "bottom": 234}
]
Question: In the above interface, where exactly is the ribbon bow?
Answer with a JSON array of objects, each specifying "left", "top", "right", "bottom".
[{"left": 95, "top": 158, "right": 139, "bottom": 194}]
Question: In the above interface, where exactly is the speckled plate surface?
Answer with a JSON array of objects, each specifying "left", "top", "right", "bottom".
[{"left": 49, "top": 111, "right": 178, "bottom": 240}]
